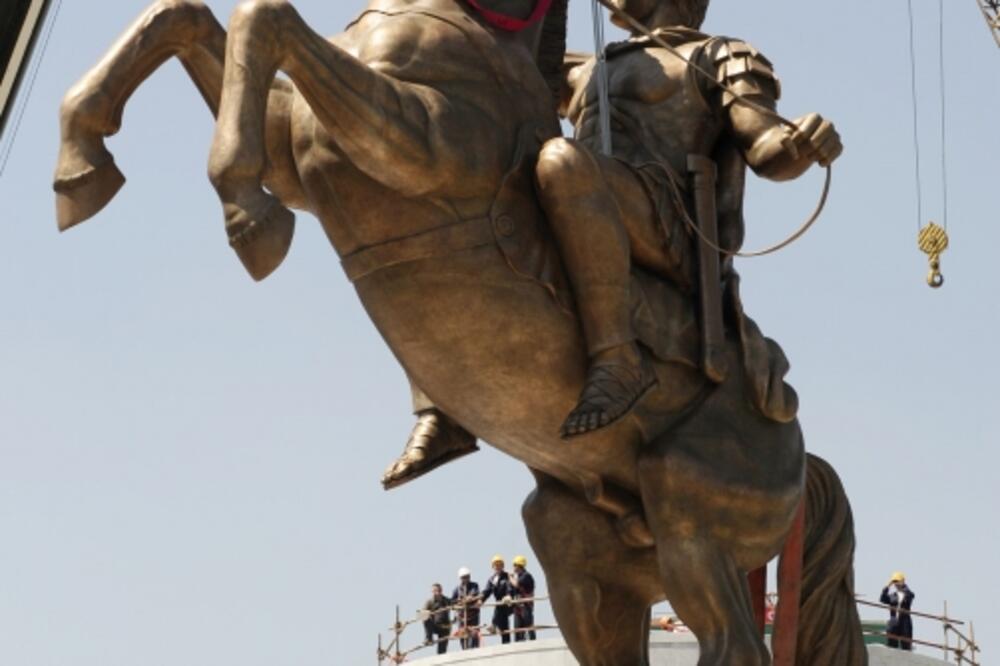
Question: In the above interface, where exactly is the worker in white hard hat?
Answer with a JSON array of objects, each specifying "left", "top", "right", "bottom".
[
  {"left": 880, "top": 571, "right": 915, "bottom": 650},
  {"left": 451, "top": 567, "right": 481, "bottom": 649},
  {"left": 510, "top": 555, "right": 537, "bottom": 641},
  {"left": 479, "top": 555, "right": 514, "bottom": 644}
]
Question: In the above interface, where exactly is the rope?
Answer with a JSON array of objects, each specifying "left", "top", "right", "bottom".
[
  {"left": 590, "top": 0, "right": 612, "bottom": 155},
  {"left": 591, "top": 0, "right": 833, "bottom": 259},
  {"left": 906, "top": 0, "right": 925, "bottom": 232},
  {"left": 938, "top": 0, "right": 949, "bottom": 231},
  {"left": 0, "top": 0, "right": 63, "bottom": 180}
]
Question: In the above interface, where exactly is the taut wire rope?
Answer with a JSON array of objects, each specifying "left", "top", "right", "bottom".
[
  {"left": 590, "top": 0, "right": 833, "bottom": 259},
  {"left": 590, "top": 0, "right": 613, "bottom": 155},
  {"left": 907, "top": 0, "right": 951, "bottom": 287},
  {"left": 938, "top": 0, "right": 949, "bottom": 231},
  {"left": 906, "top": 0, "right": 925, "bottom": 233}
]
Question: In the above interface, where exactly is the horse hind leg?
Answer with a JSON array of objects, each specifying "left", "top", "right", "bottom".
[
  {"left": 637, "top": 435, "right": 792, "bottom": 665},
  {"left": 54, "top": 0, "right": 227, "bottom": 230},
  {"left": 523, "top": 472, "right": 662, "bottom": 666}
]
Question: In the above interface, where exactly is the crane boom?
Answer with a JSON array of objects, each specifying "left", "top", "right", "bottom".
[{"left": 979, "top": 0, "right": 1000, "bottom": 48}]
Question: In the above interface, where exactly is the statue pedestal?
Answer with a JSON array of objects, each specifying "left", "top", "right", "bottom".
[{"left": 410, "top": 634, "right": 949, "bottom": 665}]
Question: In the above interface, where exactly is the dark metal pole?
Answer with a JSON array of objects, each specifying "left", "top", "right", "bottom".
[
  {"left": 0, "top": 0, "right": 54, "bottom": 140},
  {"left": 772, "top": 499, "right": 806, "bottom": 666}
]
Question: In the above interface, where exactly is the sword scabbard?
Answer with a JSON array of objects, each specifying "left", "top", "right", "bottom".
[{"left": 687, "top": 154, "right": 728, "bottom": 384}]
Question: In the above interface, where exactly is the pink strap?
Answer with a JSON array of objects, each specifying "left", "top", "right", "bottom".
[{"left": 463, "top": 0, "right": 554, "bottom": 32}]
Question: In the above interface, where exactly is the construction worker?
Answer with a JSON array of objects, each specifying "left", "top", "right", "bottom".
[
  {"left": 880, "top": 572, "right": 915, "bottom": 650},
  {"left": 451, "top": 567, "right": 481, "bottom": 649},
  {"left": 480, "top": 555, "right": 514, "bottom": 644},
  {"left": 510, "top": 555, "right": 537, "bottom": 641},
  {"left": 422, "top": 583, "right": 452, "bottom": 655}
]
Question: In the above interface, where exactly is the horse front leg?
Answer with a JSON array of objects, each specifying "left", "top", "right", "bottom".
[
  {"left": 55, "top": 1, "right": 224, "bottom": 229},
  {"left": 54, "top": 0, "right": 304, "bottom": 241},
  {"left": 208, "top": 0, "right": 508, "bottom": 277}
]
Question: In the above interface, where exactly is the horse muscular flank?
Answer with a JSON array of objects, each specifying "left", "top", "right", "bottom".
[{"left": 53, "top": 0, "right": 865, "bottom": 663}]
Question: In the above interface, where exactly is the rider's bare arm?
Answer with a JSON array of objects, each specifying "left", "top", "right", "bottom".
[
  {"left": 716, "top": 42, "right": 843, "bottom": 181},
  {"left": 558, "top": 51, "right": 591, "bottom": 118}
]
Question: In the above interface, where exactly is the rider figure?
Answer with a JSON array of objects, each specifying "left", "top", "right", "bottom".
[
  {"left": 381, "top": 0, "right": 842, "bottom": 485},
  {"left": 538, "top": 0, "right": 841, "bottom": 435}
]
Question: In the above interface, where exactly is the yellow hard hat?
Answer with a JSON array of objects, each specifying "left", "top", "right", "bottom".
[
  {"left": 491, "top": 554, "right": 504, "bottom": 565},
  {"left": 890, "top": 571, "right": 906, "bottom": 582},
  {"left": 512, "top": 555, "right": 527, "bottom": 567}
]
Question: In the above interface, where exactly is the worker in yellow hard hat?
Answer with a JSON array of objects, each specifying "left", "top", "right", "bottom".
[
  {"left": 479, "top": 555, "right": 514, "bottom": 644},
  {"left": 880, "top": 571, "right": 915, "bottom": 651},
  {"left": 510, "top": 555, "right": 537, "bottom": 641}
]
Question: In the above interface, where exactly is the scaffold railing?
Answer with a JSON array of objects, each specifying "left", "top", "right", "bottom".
[
  {"left": 377, "top": 593, "right": 980, "bottom": 664},
  {"left": 855, "top": 598, "right": 980, "bottom": 666}
]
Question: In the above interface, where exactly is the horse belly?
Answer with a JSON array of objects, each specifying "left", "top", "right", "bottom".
[{"left": 352, "top": 244, "right": 642, "bottom": 488}]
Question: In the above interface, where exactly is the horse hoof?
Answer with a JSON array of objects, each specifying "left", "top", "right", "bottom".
[
  {"left": 226, "top": 194, "right": 295, "bottom": 281},
  {"left": 53, "top": 156, "right": 125, "bottom": 231}
]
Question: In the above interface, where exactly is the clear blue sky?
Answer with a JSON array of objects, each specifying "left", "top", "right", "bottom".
[{"left": 1, "top": 1, "right": 996, "bottom": 664}]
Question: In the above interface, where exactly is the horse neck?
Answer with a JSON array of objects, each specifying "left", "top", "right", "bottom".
[{"left": 361, "top": 0, "right": 545, "bottom": 54}]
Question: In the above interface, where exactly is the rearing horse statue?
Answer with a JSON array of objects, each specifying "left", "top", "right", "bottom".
[{"left": 53, "top": 1, "right": 866, "bottom": 663}]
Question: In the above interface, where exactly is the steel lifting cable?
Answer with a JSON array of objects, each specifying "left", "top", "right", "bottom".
[
  {"left": 908, "top": 0, "right": 951, "bottom": 288},
  {"left": 938, "top": 0, "right": 950, "bottom": 234},
  {"left": 590, "top": 0, "right": 833, "bottom": 259},
  {"left": 590, "top": 0, "right": 613, "bottom": 156}
]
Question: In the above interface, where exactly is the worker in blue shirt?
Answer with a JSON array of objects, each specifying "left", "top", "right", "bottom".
[
  {"left": 880, "top": 571, "right": 915, "bottom": 650},
  {"left": 480, "top": 555, "right": 514, "bottom": 644},
  {"left": 510, "top": 555, "right": 537, "bottom": 641}
]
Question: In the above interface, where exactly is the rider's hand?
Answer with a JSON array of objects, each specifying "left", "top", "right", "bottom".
[{"left": 784, "top": 113, "right": 842, "bottom": 167}]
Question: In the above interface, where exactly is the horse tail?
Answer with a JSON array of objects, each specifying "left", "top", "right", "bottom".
[{"left": 791, "top": 453, "right": 868, "bottom": 665}]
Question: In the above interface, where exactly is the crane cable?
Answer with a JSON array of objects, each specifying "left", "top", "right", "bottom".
[
  {"left": 590, "top": 0, "right": 832, "bottom": 259},
  {"left": 908, "top": 0, "right": 951, "bottom": 288}
]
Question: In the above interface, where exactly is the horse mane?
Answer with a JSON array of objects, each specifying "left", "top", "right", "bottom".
[{"left": 536, "top": 0, "right": 568, "bottom": 109}]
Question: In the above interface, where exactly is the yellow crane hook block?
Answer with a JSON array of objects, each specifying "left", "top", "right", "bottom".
[{"left": 918, "top": 222, "right": 949, "bottom": 288}]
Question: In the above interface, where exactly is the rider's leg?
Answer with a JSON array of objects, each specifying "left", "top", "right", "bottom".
[
  {"left": 381, "top": 382, "right": 478, "bottom": 490},
  {"left": 536, "top": 137, "right": 691, "bottom": 437}
]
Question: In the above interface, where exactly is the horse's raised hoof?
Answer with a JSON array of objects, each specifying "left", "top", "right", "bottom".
[
  {"left": 53, "top": 152, "right": 125, "bottom": 231},
  {"left": 560, "top": 354, "right": 656, "bottom": 438},
  {"left": 225, "top": 193, "right": 296, "bottom": 281},
  {"left": 382, "top": 410, "right": 479, "bottom": 491}
]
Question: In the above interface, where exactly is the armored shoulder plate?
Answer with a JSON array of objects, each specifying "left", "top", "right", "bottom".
[{"left": 709, "top": 38, "right": 781, "bottom": 107}]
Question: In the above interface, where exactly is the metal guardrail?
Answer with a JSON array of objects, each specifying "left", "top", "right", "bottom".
[
  {"left": 378, "top": 594, "right": 980, "bottom": 664},
  {"left": 377, "top": 596, "right": 555, "bottom": 664},
  {"left": 855, "top": 598, "right": 980, "bottom": 666}
]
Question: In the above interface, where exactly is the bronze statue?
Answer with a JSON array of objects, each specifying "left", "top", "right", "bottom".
[{"left": 53, "top": 0, "right": 866, "bottom": 663}]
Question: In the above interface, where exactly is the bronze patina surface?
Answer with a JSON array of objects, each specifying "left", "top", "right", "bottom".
[{"left": 53, "top": 1, "right": 864, "bottom": 663}]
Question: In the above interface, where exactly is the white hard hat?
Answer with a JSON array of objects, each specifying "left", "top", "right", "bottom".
[{"left": 458, "top": 566, "right": 471, "bottom": 578}]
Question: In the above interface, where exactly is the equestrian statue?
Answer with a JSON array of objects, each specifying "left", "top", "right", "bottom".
[{"left": 53, "top": 0, "right": 865, "bottom": 663}]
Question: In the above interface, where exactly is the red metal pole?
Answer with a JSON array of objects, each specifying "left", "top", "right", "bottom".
[
  {"left": 748, "top": 566, "right": 767, "bottom": 637},
  {"left": 772, "top": 499, "right": 806, "bottom": 666}
]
